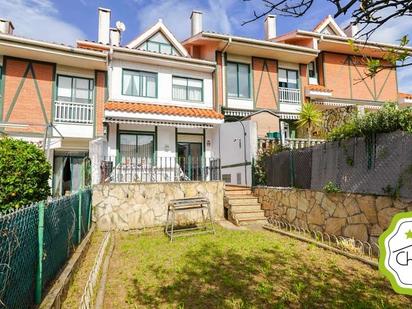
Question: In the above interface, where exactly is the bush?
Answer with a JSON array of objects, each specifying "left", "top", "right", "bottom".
[
  {"left": 323, "top": 181, "right": 341, "bottom": 193},
  {"left": 327, "top": 103, "right": 412, "bottom": 141},
  {"left": 0, "top": 137, "right": 51, "bottom": 212},
  {"left": 253, "top": 143, "right": 284, "bottom": 185}
]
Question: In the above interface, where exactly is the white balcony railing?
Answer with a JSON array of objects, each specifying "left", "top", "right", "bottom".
[
  {"left": 54, "top": 101, "right": 93, "bottom": 124},
  {"left": 279, "top": 87, "right": 301, "bottom": 104}
]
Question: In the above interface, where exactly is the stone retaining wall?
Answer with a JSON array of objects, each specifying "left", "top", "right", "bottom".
[
  {"left": 253, "top": 186, "right": 412, "bottom": 244},
  {"left": 93, "top": 181, "right": 224, "bottom": 231}
]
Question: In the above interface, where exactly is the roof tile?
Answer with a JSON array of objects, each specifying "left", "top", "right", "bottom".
[{"left": 106, "top": 101, "right": 224, "bottom": 119}]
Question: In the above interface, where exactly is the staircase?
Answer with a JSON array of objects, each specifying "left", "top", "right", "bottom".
[{"left": 224, "top": 185, "right": 267, "bottom": 226}]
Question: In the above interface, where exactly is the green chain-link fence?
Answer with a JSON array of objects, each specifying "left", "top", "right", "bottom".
[{"left": 0, "top": 189, "right": 93, "bottom": 308}]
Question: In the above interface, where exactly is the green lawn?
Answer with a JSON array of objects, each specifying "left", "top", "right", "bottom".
[{"left": 104, "top": 226, "right": 411, "bottom": 308}]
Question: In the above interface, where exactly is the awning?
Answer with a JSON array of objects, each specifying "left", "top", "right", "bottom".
[{"left": 105, "top": 117, "right": 214, "bottom": 129}]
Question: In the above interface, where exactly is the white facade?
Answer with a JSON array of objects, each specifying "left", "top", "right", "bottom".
[{"left": 109, "top": 59, "right": 214, "bottom": 109}]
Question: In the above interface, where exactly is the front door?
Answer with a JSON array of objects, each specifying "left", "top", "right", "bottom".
[
  {"left": 177, "top": 142, "right": 203, "bottom": 180},
  {"left": 53, "top": 154, "right": 90, "bottom": 196}
]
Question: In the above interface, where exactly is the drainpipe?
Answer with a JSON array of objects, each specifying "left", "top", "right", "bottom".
[{"left": 221, "top": 38, "right": 232, "bottom": 107}]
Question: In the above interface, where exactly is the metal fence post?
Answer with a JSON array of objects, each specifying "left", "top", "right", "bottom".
[
  {"left": 35, "top": 201, "right": 45, "bottom": 304},
  {"left": 77, "top": 190, "right": 82, "bottom": 244},
  {"left": 87, "top": 190, "right": 92, "bottom": 231},
  {"left": 289, "top": 150, "right": 295, "bottom": 187}
]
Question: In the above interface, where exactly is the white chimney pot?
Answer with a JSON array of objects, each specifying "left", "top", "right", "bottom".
[
  {"left": 0, "top": 19, "right": 14, "bottom": 35},
  {"left": 191, "top": 11, "right": 203, "bottom": 36},
  {"left": 98, "top": 7, "right": 111, "bottom": 44},
  {"left": 110, "top": 28, "right": 120, "bottom": 46},
  {"left": 264, "top": 15, "right": 277, "bottom": 40}
]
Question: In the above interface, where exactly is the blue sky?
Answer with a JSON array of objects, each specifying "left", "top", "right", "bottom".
[{"left": 1, "top": 0, "right": 411, "bottom": 93}]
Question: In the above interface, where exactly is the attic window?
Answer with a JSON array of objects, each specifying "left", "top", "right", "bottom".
[
  {"left": 138, "top": 32, "right": 180, "bottom": 56},
  {"left": 321, "top": 25, "right": 335, "bottom": 35}
]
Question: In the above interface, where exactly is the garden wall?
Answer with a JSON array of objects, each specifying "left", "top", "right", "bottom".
[
  {"left": 93, "top": 181, "right": 224, "bottom": 231},
  {"left": 253, "top": 186, "right": 412, "bottom": 244}
]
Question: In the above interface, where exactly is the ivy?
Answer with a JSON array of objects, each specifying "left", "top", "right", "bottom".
[{"left": 0, "top": 137, "right": 51, "bottom": 212}]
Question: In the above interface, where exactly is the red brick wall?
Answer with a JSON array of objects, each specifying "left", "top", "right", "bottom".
[
  {"left": 95, "top": 71, "right": 106, "bottom": 137},
  {"left": 322, "top": 52, "right": 398, "bottom": 102},
  {"left": 253, "top": 57, "right": 278, "bottom": 110},
  {"left": 216, "top": 52, "right": 224, "bottom": 108},
  {"left": 2, "top": 58, "right": 54, "bottom": 135}
]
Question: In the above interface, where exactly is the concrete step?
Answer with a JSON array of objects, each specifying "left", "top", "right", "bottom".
[
  {"left": 225, "top": 190, "right": 252, "bottom": 195},
  {"left": 232, "top": 210, "right": 265, "bottom": 220},
  {"left": 238, "top": 218, "right": 268, "bottom": 226},
  {"left": 226, "top": 198, "right": 259, "bottom": 205},
  {"left": 225, "top": 194, "right": 257, "bottom": 199},
  {"left": 231, "top": 205, "right": 263, "bottom": 212}
]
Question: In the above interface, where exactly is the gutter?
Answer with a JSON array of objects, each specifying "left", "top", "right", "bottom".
[{"left": 0, "top": 34, "right": 107, "bottom": 58}]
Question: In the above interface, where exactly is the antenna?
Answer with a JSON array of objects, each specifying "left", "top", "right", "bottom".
[{"left": 116, "top": 21, "right": 126, "bottom": 32}]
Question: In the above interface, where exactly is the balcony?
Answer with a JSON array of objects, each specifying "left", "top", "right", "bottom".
[
  {"left": 279, "top": 87, "right": 301, "bottom": 104},
  {"left": 54, "top": 101, "right": 93, "bottom": 124},
  {"left": 53, "top": 101, "right": 94, "bottom": 139}
]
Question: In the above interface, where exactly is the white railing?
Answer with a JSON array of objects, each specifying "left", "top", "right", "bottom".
[
  {"left": 279, "top": 87, "right": 301, "bottom": 104},
  {"left": 285, "top": 138, "right": 325, "bottom": 149},
  {"left": 54, "top": 101, "right": 93, "bottom": 124}
]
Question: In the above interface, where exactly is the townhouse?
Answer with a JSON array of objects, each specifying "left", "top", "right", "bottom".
[
  {"left": 0, "top": 19, "right": 107, "bottom": 196},
  {"left": 77, "top": 8, "right": 223, "bottom": 185},
  {"left": 183, "top": 13, "right": 411, "bottom": 139}
]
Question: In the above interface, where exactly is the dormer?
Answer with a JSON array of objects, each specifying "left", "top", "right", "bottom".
[
  {"left": 313, "top": 15, "right": 347, "bottom": 37},
  {"left": 126, "top": 20, "right": 190, "bottom": 57}
]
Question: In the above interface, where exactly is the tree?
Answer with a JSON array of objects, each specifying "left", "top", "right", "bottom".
[
  {"left": 243, "top": 0, "right": 412, "bottom": 76},
  {"left": 296, "top": 102, "right": 322, "bottom": 138},
  {"left": 0, "top": 137, "right": 51, "bottom": 212}
]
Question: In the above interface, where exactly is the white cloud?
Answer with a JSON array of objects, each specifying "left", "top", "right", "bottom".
[
  {"left": 398, "top": 66, "right": 412, "bottom": 93},
  {"left": 0, "top": 0, "right": 85, "bottom": 45}
]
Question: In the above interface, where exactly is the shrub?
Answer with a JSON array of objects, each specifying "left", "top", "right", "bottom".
[
  {"left": 253, "top": 143, "right": 284, "bottom": 185},
  {"left": 323, "top": 181, "right": 341, "bottom": 193},
  {"left": 0, "top": 137, "right": 51, "bottom": 212},
  {"left": 327, "top": 103, "right": 412, "bottom": 141}
]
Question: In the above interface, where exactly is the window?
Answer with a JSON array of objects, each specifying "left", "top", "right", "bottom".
[
  {"left": 138, "top": 32, "right": 179, "bottom": 56},
  {"left": 308, "top": 61, "right": 318, "bottom": 85},
  {"left": 278, "top": 69, "right": 299, "bottom": 89},
  {"left": 172, "top": 76, "right": 203, "bottom": 102},
  {"left": 308, "top": 62, "right": 316, "bottom": 78},
  {"left": 119, "top": 133, "right": 154, "bottom": 158},
  {"left": 227, "top": 62, "right": 250, "bottom": 98},
  {"left": 57, "top": 75, "right": 94, "bottom": 103},
  {"left": 122, "top": 70, "right": 157, "bottom": 98}
]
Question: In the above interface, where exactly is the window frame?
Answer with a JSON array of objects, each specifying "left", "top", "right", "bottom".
[
  {"left": 118, "top": 131, "right": 156, "bottom": 159},
  {"left": 308, "top": 61, "right": 318, "bottom": 84},
  {"left": 227, "top": 61, "right": 251, "bottom": 99},
  {"left": 139, "top": 32, "right": 180, "bottom": 56},
  {"left": 172, "top": 76, "right": 204, "bottom": 103},
  {"left": 56, "top": 74, "right": 94, "bottom": 104},
  {"left": 122, "top": 69, "right": 158, "bottom": 98},
  {"left": 278, "top": 68, "right": 299, "bottom": 89}
]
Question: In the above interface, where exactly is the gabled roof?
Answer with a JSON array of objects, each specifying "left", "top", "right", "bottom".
[
  {"left": 313, "top": 15, "right": 347, "bottom": 37},
  {"left": 126, "top": 19, "right": 189, "bottom": 57}
]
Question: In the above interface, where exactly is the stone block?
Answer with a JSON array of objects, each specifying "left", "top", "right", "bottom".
[
  {"left": 358, "top": 197, "right": 377, "bottom": 224},
  {"left": 376, "top": 196, "right": 392, "bottom": 211},
  {"left": 343, "top": 224, "right": 368, "bottom": 242},
  {"left": 333, "top": 204, "right": 348, "bottom": 218},
  {"left": 343, "top": 197, "right": 360, "bottom": 216},
  {"left": 321, "top": 195, "right": 336, "bottom": 216},
  {"left": 286, "top": 208, "right": 297, "bottom": 222},
  {"left": 348, "top": 213, "right": 369, "bottom": 224},
  {"left": 325, "top": 217, "right": 346, "bottom": 235},
  {"left": 378, "top": 207, "right": 401, "bottom": 230},
  {"left": 307, "top": 204, "right": 325, "bottom": 226}
]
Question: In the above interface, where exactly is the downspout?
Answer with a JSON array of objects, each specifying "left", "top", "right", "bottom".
[{"left": 221, "top": 38, "right": 232, "bottom": 108}]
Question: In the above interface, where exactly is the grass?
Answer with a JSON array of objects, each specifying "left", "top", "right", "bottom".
[
  {"left": 104, "top": 226, "right": 411, "bottom": 308},
  {"left": 62, "top": 231, "right": 104, "bottom": 309}
]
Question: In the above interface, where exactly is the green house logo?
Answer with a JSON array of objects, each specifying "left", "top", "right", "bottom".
[{"left": 379, "top": 212, "right": 412, "bottom": 295}]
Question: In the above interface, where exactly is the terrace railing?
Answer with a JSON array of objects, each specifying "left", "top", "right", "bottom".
[
  {"left": 279, "top": 87, "right": 300, "bottom": 104},
  {"left": 257, "top": 137, "right": 325, "bottom": 152},
  {"left": 100, "top": 156, "right": 221, "bottom": 183},
  {"left": 54, "top": 100, "right": 93, "bottom": 124}
]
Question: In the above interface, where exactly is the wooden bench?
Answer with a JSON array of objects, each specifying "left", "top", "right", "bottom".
[{"left": 165, "top": 197, "right": 215, "bottom": 241}]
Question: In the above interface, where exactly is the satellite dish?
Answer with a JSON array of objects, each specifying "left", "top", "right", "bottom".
[{"left": 116, "top": 21, "right": 126, "bottom": 32}]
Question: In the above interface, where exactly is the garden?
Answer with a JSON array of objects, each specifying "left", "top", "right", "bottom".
[{"left": 91, "top": 226, "right": 410, "bottom": 308}]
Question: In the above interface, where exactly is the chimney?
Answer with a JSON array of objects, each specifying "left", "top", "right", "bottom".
[
  {"left": 0, "top": 19, "right": 14, "bottom": 35},
  {"left": 110, "top": 28, "right": 120, "bottom": 46},
  {"left": 344, "top": 23, "right": 359, "bottom": 37},
  {"left": 264, "top": 15, "right": 276, "bottom": 40},
  {"left": 98, "top": 7, "right": 111, "bottom": 44},
  {"left": 191, "top": 10, "right": 203, "bottom": 36}
]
